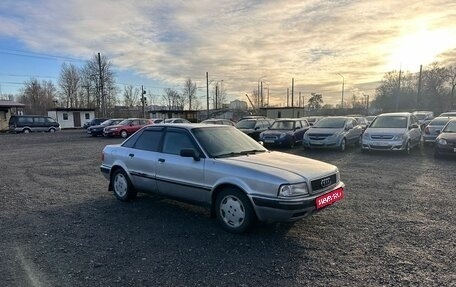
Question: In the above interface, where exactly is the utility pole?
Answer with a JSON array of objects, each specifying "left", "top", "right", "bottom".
[
  {"left": 291, "top": 78, "right": 294, "bottom": 107},
  {"left": 215, "top": 84, "right": 218, "bottom": 110},
  {"left": 417, "top": 65, "right": 423, "bottom": 109},
  {"left": 396, "top": 69, "right": 402, "bottom": 111},
  {"left": 141, "top": 85, "right": 147, "bottom": 118},
  {"left": 338, "top": 73, "right": 344, "bottom": 109},
  {"left": 260, "top": 81, "right": 263, "bottom": 108},
  {"left": 97, "top": 52, "right": 105, "bottom": 117},
  {"left": 206, "top": 72, "right": 209, "bottom": 119},
  {"left": 287, "top": 88, "right": 289, "bottom": 107}
]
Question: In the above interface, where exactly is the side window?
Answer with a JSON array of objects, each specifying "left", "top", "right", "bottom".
[
  {"left": 63, "top": 113, "right": 69, "bottom": 120},
  {"left": 346, "top": 120, "right": 353, "bottom": 129},
  {"left": 352, "top": 119, "right": 357, "bottom": 127},
  {"left": 131, "top": 120, "right": 140, "bottom": 125},
  {"left": 295, "top": 121, "right": 302, "bottom": 129},
  {"left": 301, "top": 120, "right": 308, "bottom": 127},
  {"left": 46, "top": 117, "right": 55, "bottom": 123},
  {"left": 162, "top": 130, "right": 197, "bottom": 155},
  {"left": 134, "top": 130, "right": 162, "bottom": 152},
  {"left": 34, "top": 117, "right": 45, "bottom": 124}
]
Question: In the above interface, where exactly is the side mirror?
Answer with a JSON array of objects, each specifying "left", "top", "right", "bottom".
[
  {"left": 409, "top": 124, "right": 419, "bottom": 129},
  {"left": 180, "top": 149, "right": 201, "bottom": 161},
  {"left": 345, "top": 125, "right": 353, "bottom": 130}
]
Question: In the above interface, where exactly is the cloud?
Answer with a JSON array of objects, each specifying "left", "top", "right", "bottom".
[{"left": 1, "top": 0, "right": 455, "bottom": 105}]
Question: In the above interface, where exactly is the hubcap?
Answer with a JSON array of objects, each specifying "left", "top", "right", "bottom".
[
  {"left": 121, "top": 131, "right": 127, "bottom": 138},
  {"left": 114, "top": 173, "right": 128, "bottom": 197},
  {"left": 219, "top": 195, "right": 245, "bottom": 228},
  {"left": 341, "top": 139, "right": 346, "bottom": 150}
]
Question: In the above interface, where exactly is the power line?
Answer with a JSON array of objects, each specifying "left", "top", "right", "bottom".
[{"left": 0, "top": 49, "right": 86, "bottom": 62}]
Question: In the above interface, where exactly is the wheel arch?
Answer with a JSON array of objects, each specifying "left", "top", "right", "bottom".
[{"left": 210, "top": 183, "right": 255, "bottom": 218}]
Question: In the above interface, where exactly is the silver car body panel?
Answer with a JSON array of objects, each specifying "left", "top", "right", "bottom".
[{"left": 101, "top": 125, "right": 344, "bottom": 222}]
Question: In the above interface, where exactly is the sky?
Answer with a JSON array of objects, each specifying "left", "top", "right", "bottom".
[{"left": 1, "top": 0, "right": 456, "bottom": 107}]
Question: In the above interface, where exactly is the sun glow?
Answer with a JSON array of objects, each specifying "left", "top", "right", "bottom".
[{"left": 386, "top": 28, "right": 455, "bottom": 71}]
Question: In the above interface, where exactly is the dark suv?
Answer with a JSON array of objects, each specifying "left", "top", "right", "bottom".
[
  {"left": 9, "top": 115, "right": 60, "bottom": 133},
  {"left": 235, "top": 118, "right": 274, "bottom": 140}
]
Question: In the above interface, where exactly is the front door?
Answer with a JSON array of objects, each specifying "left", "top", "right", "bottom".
[{"left": 73, "top": 112, "right": 81, "bottom": 127}]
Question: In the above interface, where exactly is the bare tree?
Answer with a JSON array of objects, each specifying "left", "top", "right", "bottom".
[
  {"left": 308, "top": 93, "right": 323, "bottom": 110},
  {"left": 422, "top": 62, "right": 448, "bottom": 113},
  {"left": 81, "top": 54, "right": 117, "bottom": 115},
  {"left": 123, "top": 85, "right": 140, "bottom": 107},
  {"left": 182, "top": 78, "right": 198, "bottom": 110},
  {"left": 18, "top": 79, "right": 57, "bottom": 115},
  {"left": 58, "top": 63, "right": 80, "bottom": 108},
  {"left": 162, "top": 88, "right": 181, "bottom": 110},
  {"left": 447, "top": 65, "right": 456, "bottom": 110}
]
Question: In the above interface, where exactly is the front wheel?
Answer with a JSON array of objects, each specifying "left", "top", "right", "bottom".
[
  {"left": 403, "top": 141, "right": 411, "bottom": 155},
  {"left": 339, "top": 138, "right": 346, "bottom": 152},
  {"left": 215, "top": 188, "right": 255, "bottom": 233},
  {"left": 49, "top": 128, "right": 56, "bottom": 133},
  {"left": 111, "top": 169, "right": 137, "bottom": 201},
  {"left": 120, "top": 130, "right": 128, "bottom": 138}
]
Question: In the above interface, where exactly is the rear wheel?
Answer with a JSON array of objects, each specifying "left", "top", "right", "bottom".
[
  {"left": 23, "top": 128, "right": 31, "bottom": 134},
  {"left": 215, "top": 188, "right": 255, "bottom": 233},
  {"left": 49, "top": 128, "right": 56, "bottom": 133},
  {"left": 111, "top": 169, "right": 137, "bottom": 201}
]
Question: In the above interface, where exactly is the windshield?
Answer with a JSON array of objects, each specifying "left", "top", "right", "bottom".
[
  {"left": 313, "top": 118, "right": 345, "bottom": 128},
  {"left": 193, "top": 126, "right": 267, "bottom": 158},
  {"left": 443, "top": 121, "right": 456, "bottom": 132},
  {"left": 235, "top": 120, "right": 256, "bottom": 129},
  {"left": 415, "top": 114, "right": 427, "bottom": 120},
  {"left": 118, "top": 119, "right": 132, "bottom": 125},
  {"left": 370, "top": 116, "right": 407, "bottom": 128},
  {"left": 270, "top": 121, "right": 295, "bottom": 130},
  {"left": 429, "top": 118, "right": 450, "bottom": 126}
]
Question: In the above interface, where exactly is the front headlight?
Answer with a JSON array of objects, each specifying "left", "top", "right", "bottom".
[
  {"left": 363, "top": 132, "right": 370, "bottom": 139},
  {"left": 438, "top": 138, "right": 447, "bottom": 145},
  {"left": 278, "top": 183, "right": 309, "bottom": 197},
  {"left": 394, "top": 134, "right": 405, "bottom": 140}
]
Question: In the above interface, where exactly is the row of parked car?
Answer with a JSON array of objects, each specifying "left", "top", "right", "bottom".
[{"left": 84, "top": 111, "right": 456, "bottom": 158}]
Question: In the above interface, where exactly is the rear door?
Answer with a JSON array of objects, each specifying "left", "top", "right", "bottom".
[{"left": 124, "top": 128, "right": 163, "bottom": 193}]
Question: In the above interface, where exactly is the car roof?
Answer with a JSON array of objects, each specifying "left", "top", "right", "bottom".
[{"left": 377, "top": 112, "right": 411, "bottom": 117}]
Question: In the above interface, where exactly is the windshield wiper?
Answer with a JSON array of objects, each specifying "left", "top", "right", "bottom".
[{"left": 214, "top": 149, "right": 266, "bottom": 158}]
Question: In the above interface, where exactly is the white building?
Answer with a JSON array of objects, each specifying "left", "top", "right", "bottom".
[
  {"left": 229, "top": 100, "right": 248, "bottom": 110},
  {"left": 48, "top": 108, "right": 96, "bottom": 129}
]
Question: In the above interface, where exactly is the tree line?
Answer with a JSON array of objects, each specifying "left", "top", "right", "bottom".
[{"left": 13, "top": 54, "right": 201, "bottom": 116}]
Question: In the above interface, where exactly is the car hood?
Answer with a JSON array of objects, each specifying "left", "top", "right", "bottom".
[
  {"left": 218, "top": 151, "right": 338, "bottom": 182},
  {"left": 365, "top": 127, "right": 407, "bottom": 135},
  {"left": 307, "top": 127, "right": 343, "bottom": 135},
  {"left": 438, "top": 132, "right": 456, "bottom": 142},
  {"left": 262, "top": 129, "right": 292, "bottom": 135},
  {"left": 238, "top": 128, "right": 255, "bottom": 134},
  {"left": 89, "top": 124, "right": 107, "bottom": 129}
]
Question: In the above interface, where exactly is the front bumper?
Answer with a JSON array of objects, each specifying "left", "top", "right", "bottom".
[
  {"left": 422, "top": 135, "right": 437, "bottom": 143},
  {"left": 435, "top": 144, "right": 456, "bottom": 156},
  {"left": 103, "top": 130, "right": 120, "bottom": 137},
  {"left": 261, "top": 136, "right": 292, "bottom": 146},
  {"left": 302, "top": 138, "right": 340, "bottom": 149},
  {"left": 361, "top": 139, "right": 406, "bottom": 151},
  {"left": 250, "top": 181, "right": 344, "bottom": 222}
]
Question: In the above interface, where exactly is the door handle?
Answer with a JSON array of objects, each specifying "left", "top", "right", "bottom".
[
  {"left": 129, "top": 153, "right": 134, "bottom": 158},
  {"left": 158, "top": 158, "right": 165, "bottom": 163}
]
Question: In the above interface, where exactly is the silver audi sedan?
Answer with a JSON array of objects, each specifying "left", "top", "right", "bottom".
[{"left": 100, "top": 124, "right": 345, "bottom": 233}]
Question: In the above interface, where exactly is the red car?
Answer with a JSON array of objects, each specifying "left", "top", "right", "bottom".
[{"left": 103, "top": 118, "right": 153, "bottom": 138}]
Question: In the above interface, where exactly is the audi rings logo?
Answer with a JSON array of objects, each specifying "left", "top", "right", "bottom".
[{"left": 321, "top": 177, "right": 331, "bottom": 188}]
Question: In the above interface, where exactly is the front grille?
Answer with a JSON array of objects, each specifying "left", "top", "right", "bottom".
[
  {"left": 371, "top": 135, "right": 394, "bottom": 140},
  {"left": 309, "top": 134, "right": 332, "bottom": 140},
  {"left": 311, "top": 174, "right": 337, "bottom": 192},
  {"left": 370, "top": 145, "right": 392, "bottom": 150}
]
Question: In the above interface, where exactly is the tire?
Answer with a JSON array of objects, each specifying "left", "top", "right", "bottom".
[
  {"left": 403, "top": 141, "right": 411, "bottom": 155},
  {"left": 120, "top": 130, "right": 128, "bottom": 138},
  {"left": 111, "top": 169, "right": 137, "bottom": 201},
  {"left": 49, "top": 128, "right": 56, "bottom": 133},
  {"left": 339, "top": 138, "right": 346, "bottom": 152},
  {"left": 289, "top": 138, "right": 295, "bottom": 148},
  {"left": 215, "top": 188, "right": 255, "bottom": 233},
  {"left": 23, "top": 128, "right": 31, "bottom": 134}
]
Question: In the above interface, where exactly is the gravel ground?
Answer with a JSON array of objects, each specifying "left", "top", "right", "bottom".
[{"left": 0, "top": 130, "right": 455, "bottom": 287}]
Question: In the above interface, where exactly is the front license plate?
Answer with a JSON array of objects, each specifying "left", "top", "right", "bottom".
[
  {"left": 316, "top": 188, "right": 344, "bottom": 209},
  {"left": 264, "top": 139, "right": 275, "bottom": 143}
]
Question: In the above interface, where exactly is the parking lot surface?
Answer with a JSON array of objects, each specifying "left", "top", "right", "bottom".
[{"left": 1, "top": 130, "right": 455, "bottom": 287}]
